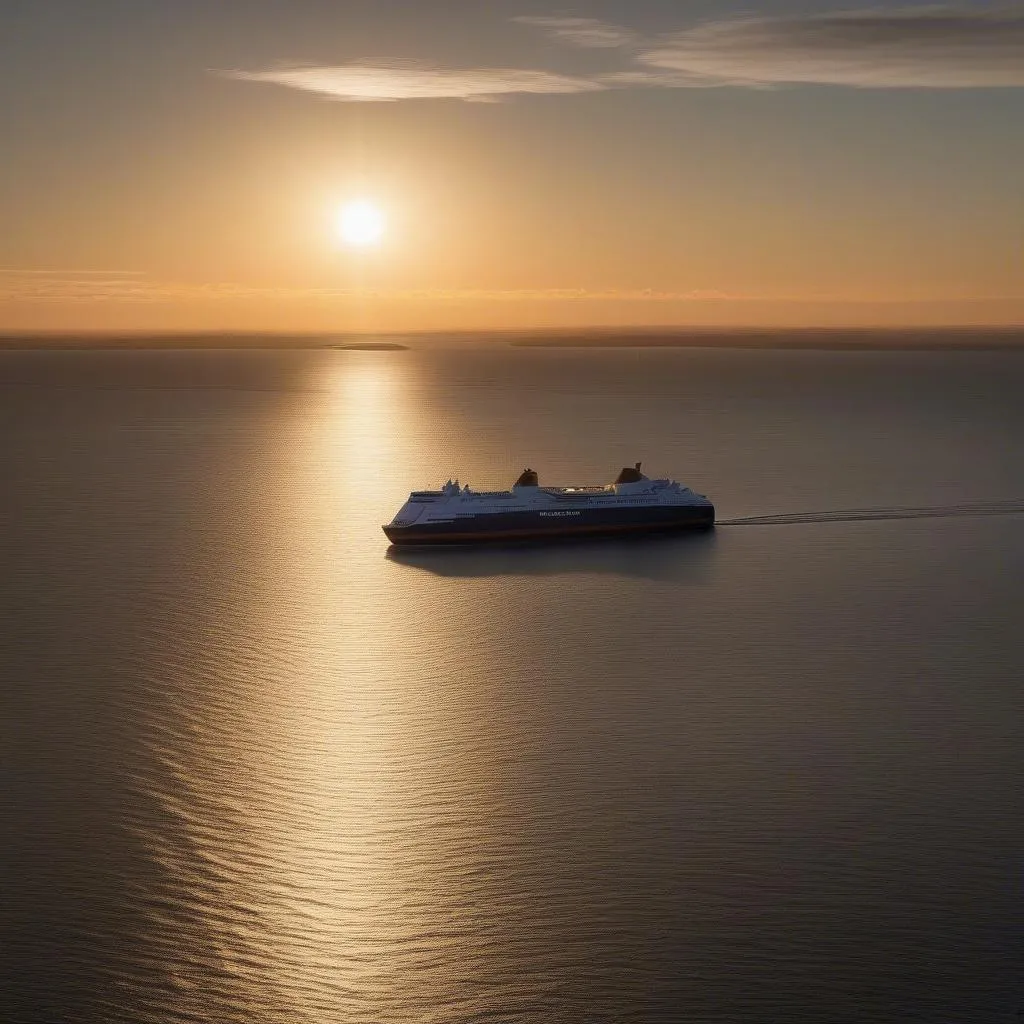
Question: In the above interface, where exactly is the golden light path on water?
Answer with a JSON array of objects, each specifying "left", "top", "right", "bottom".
[
  {"left": 278, "top": 355, "right": 559, "bottom": 1019},
  {"left": 135, "top": 354, "right": 559, "bottom": 1022}
]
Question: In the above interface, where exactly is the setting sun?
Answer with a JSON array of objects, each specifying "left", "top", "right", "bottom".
[{"left": 337, "top": 199, "right": 386, "bottom": 248}]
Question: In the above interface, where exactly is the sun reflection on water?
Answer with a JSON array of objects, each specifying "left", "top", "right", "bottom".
[
  {"left": 255, "top": 353, "right": 535, "bottom": 1018},
  {"left": 129, "top": 353, "right": 576, "bottom": 1021}
]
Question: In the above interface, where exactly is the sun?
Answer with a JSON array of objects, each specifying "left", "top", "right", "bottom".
[{"left": 337, "top": 199, "right": 386, "bottom": 248}]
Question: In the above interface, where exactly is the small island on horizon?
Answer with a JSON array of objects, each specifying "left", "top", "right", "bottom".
[{"left": 332, "top": 342, "right": 410, "bottom": 351}]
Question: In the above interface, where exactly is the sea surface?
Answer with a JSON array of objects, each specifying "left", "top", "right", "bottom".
[{"left": 2, "top": 343, "right": 1022, "bottom": 1023}]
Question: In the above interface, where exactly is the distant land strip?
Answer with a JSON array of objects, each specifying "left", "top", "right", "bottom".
[
  {"left": 508, "top": 327, "right": 1024, "bottom": 350},
  {"left": 0, "top": 327, "right": 1021, "bottom": 350},
  {"left": 0, "top": 333, "right": 409, "bottom": 350}
]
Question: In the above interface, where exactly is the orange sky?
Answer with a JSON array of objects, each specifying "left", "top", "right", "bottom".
[{"left": 1, "top": 2, "right": 1021, "bottom": 332}]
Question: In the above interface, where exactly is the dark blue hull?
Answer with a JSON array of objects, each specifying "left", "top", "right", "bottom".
[{"left": 384, "top": 503, "right": 715, "bottom": 546}]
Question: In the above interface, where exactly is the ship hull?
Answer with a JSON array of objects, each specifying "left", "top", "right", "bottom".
[{"left": 384, "top": 503, "right": 715, "bottom": 546}]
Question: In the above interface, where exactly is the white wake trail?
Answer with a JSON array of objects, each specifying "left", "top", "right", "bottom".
[{"left": 719, "top": 500, "right": 1024, "bottom": 527}]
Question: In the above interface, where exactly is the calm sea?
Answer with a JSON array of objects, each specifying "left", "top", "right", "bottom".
[{"left": 2, "top": 344, "right": 1022, "bottom": 1023}]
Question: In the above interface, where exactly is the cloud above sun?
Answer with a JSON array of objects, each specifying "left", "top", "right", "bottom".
[
  {"left": 219, "top": 4, "right": 1024, "bottom": 102},
  {"left": 221, "top": 62, "right": 601, "bottom": 103}
]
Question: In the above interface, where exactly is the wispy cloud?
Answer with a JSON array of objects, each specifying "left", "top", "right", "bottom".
[
  {"left": 518, "top": 6, "right": 1024, "bottom": 89},
  {"left": 218, "top": 6, "right": 1024, "bottom": 102},
  {"left": 0, "top": 274, "right": 739, "bottom": 305},
  {"left": 0, "top": 272, "right": 183, "bottom": 303},
  {"left": 512, "top": 16, "right": 638, "bottom": 48},
  {"left": 5, "top": 277, "right": 1021, "bottom": 330},
  {"left": 219, "top": 61, "right": 603, "bottom": 102},
  {"left": 637, "top": 4, "right": 1024, "bottom": 88},
  {"left": 0, "top": 268, "right": 147, "bottom": 277}
]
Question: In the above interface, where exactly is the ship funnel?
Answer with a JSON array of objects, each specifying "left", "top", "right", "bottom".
[
  {"left": 514, "top": 468, "right": 539, "bottom": 488},
  {"left": 614, "top": 463, "right": 645, "bottom": 484}
]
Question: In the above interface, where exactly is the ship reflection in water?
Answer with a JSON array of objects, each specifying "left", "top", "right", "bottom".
[
  {"left": 3, "top": 346, "right": 1021, "bottom": 1023},
  {"left": 386, "top": 528, "right": 718, "bottom": 580}
]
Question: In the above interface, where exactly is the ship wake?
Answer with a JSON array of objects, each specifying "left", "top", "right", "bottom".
[{"left": 719, "top": 499, "right": 1024, "bottom": 527}]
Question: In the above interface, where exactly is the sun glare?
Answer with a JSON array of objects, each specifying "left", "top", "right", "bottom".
[{"left": 337, "top": 200, "right": 386, "bottom": 248}]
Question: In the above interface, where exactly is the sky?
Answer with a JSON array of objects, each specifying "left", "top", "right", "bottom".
[{"left": 0, "top": 0, "right": 1021, "bottom": 332}]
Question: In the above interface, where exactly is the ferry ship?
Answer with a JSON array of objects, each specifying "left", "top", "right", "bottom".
[{"left": 383, "top": 463, "right": 714, "bottom": 546}]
